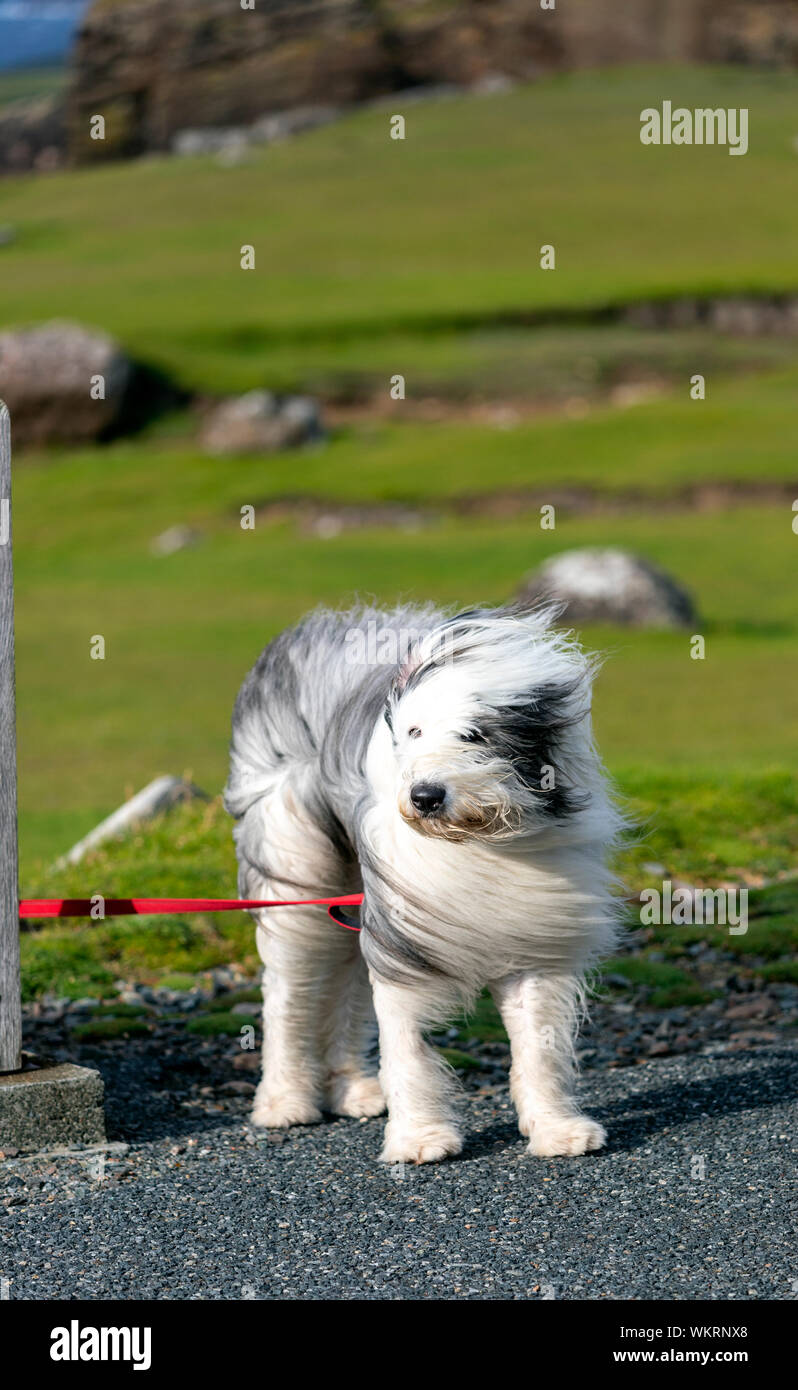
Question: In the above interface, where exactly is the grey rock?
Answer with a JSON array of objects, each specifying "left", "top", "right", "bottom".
[
  {"left": 200, "top": 390, "right": 325, "bottom": 456},
  {"left": 67, "top": 998, "right": 101, "bottom": 1014},
  {"left": 56, "top": 775, "right": 208, "bottom": 867},
  {"left": 38, "top": 995, "right": 71, "bottom": 1021},
  {"left": 150, "top": 525, "right": 202, "bottom": 556},
  {"left": 277, "top": 395, "right": 325, "bottom": 443},
  {"left": 770, "top": 982, "right": 798, "bottom": 1002},
  {"left": 518, "top": 548, "right": 697, "bottom": 629},
  {"left": 0, "top": 321, "right": 132, "bottom": 448},
  {"left": 471, "top": 73, "right": 516, "bottom": 96},
  {"left": 172, "top": 127, "right": 250, "bottom": 157},
  {"left": 210, "top": 967, "right": 236, "bottom": 994},
  {"left": 135, "top": 986, "right": 160, "bottom": 1005},
  {"left": 249, "top": 105, "right": 339, "bottom": 145},
  {"left": 171, "top": 106, "right": 338, "bottom": 160},
  {"left": 623, "top": 294, "right": 798, "bottom": 337},
  {"left": 176, "top": 994, "right": 203, "bottom": 1012}
]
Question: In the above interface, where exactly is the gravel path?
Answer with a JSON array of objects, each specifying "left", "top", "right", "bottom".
[{"left": 2, "top": 1044, "right": 795, "bottom": 1301}]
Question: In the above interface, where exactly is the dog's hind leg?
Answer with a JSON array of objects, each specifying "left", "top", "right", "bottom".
[
  {"left": 253, "top": 913, "right": 384, "bottom": 1126},
  {"left": 239, "top": 785, "right": 361, "bottom": 1129},
  {"left": 490, "top": 971, "right": 605, "bottom": 1157},
  {"left": 251, "top": 907, "right": 344, "bottom": 1128},
  {"left": 320, "top": 950, "right": 385, "bottom": 1118}
]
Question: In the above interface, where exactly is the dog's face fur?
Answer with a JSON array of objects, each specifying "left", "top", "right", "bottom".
[{"left": 375, "top": 609, "right": 593, "bottom": 842}]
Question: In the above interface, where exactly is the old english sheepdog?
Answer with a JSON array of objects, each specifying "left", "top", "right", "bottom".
[{"left": 225, "top": 604, "right": 626, "bottom": 1163}]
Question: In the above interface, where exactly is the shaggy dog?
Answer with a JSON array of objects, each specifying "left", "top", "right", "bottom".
[{"left": 225, "top": 604, "right": 625, "bottom": 1163}]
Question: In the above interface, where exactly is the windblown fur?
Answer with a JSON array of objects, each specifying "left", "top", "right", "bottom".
[{"left": 225, "top": 603, "right": 627, "bottom": 1163}]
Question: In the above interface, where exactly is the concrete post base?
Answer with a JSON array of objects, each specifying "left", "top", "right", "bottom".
[{"left": 0, "top": 1062, "right": 106, "bottom": 1153}]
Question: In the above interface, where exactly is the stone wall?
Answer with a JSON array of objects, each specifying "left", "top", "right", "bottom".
[
  {"left": 0, "top": 94, "right": 65, "bottom": 175},
  {"left": 66, "top": 0, "right": 798, "bottom": 164}
]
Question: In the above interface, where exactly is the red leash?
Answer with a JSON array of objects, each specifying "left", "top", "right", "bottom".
[{"left": 19, "top": 895, "right": 364, "bottom": 932}]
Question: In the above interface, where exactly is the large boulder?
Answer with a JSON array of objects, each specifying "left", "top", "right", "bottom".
[
  {"left": 0, "top": 322, "right": 132, "bottom": 447},
  {"left": 518, "top": 548, "right": 696, "bottom": 629},
  {"left": 200, "top": 390, "right": 324, "bottom": 455}
]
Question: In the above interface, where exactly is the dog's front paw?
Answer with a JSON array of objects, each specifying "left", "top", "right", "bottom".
[
  {"left": 527, "top": 1114, "right": 606, "bottom": 1158},
  {"left": 379, "top": 1121, "right": 463, "bottom": 1165},
  {"left": 326, "top": 1073, "right": 386, "bottom": 1119},
  {"left": 251, "top": 1085, "right": 323, "bottom": 1129}
]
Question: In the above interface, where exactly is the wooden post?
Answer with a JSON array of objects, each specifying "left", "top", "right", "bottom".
[{"left": 0, "top": 403, "right": 21, "bottom": 1073}]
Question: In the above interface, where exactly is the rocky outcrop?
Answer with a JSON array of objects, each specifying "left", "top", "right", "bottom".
[
  {"left": 67, "top": 0, "right": 798, "bottom": 165},
  {"left": 623, "top": 297, "right": 798, "bottom": 336},
  {"left": 0, "top": 322, "right": 131, "bottom": 447},
  {"left": 68, "top": 0, "right": 410, "bottom": 163},
  {"left": 0, "top": 94, "right": 65, "bottom": 174},
  {"left": 518, "top": 549, "right": 697, "bottom": 629}
]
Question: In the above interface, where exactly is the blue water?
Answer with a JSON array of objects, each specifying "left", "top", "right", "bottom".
[{"left": 0, "top": 1, "right": 91, "bottom": 72}]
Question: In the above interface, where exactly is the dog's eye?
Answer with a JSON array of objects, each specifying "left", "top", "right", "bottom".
[{"left": 407, "top": 726, "right": 422, "bottom": 739}]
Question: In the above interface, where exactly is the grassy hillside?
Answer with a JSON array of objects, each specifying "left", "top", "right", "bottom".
[
  {"left": 2, "top": 66, "right": 798, "bottom": 390},
  {"left": 13, "top": 379, "right": 798, "bottom": 871},
  {"left": 20, "top": 790, "right": 798, "bottom": 1002},
  {"left": 5, "top": 64, "right": 797, "bottom": 1002}
]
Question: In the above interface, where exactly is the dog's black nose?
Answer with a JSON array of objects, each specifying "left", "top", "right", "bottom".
[{"left": 410, "top": 782, "right": 447, "bottom": 815}]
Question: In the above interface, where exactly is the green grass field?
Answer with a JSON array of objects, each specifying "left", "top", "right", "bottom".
[
  {"left": 0, "top": 65, "right": 65, "bottom": 108},
  {"left": 2, "top": 66, "right": 798, "bottom": 391},
  {"left": 4, "top": 65, "right": 797, "bottom": 999},
  {"left": 15, "top": 405, "right": 798, "bottom": 870},
  {"left": 20, "top": 786, "right": 798, "bottom": 1003}
]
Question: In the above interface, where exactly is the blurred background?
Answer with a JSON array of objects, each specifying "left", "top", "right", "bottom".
[{"left": 1, "top": 0, "right": 796, "bottom": 1000}]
